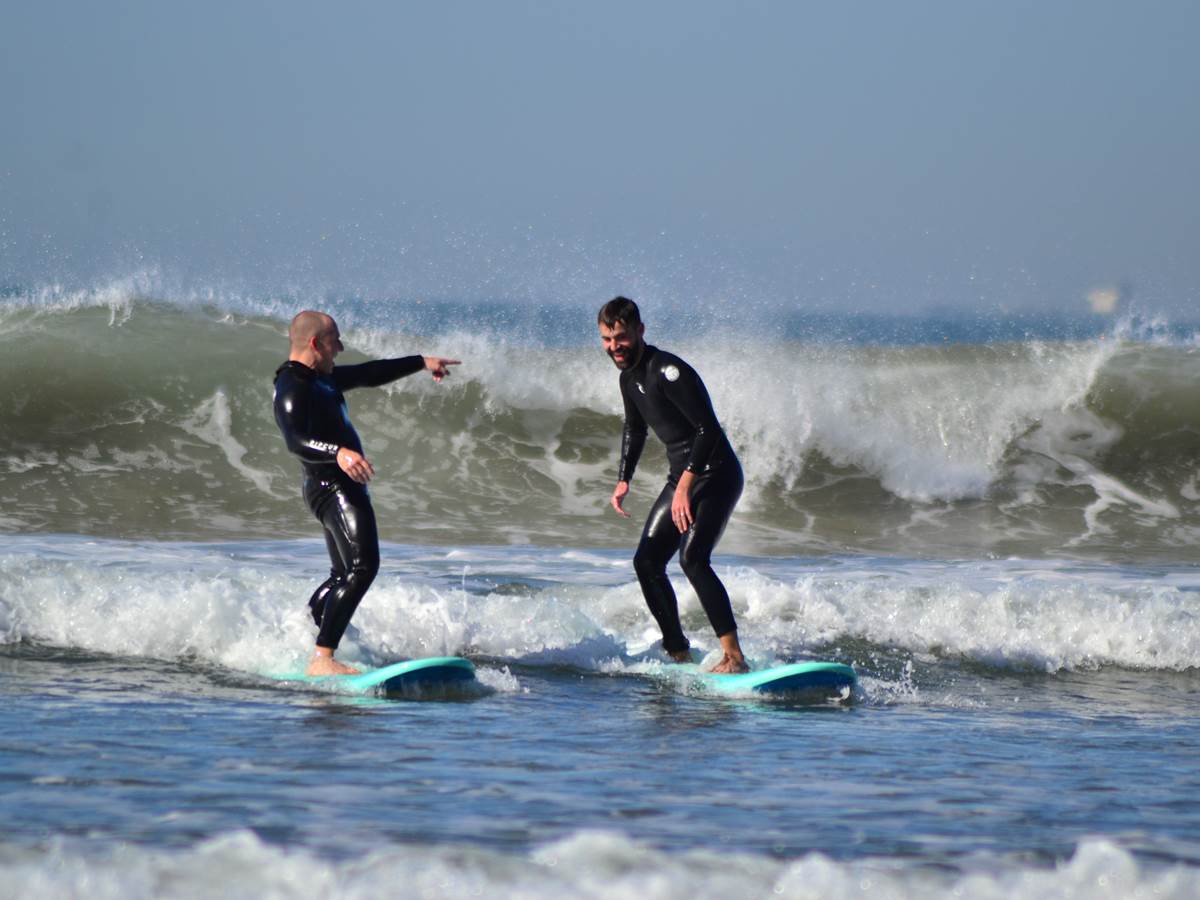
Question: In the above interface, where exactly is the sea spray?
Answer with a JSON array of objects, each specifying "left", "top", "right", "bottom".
[{"left": 3, "top": 294, "right": 1198, "bottom": 561}]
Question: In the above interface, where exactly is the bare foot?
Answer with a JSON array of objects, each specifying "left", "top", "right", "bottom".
[
  {"left": 306, "top": 655, "right": 361, "bottom": 676},
  {"left": 668, "top": 648, "right": 693, "bottom": 663},
  {"left": 709, "top": 653, "right": 749, "bottom": 674}
]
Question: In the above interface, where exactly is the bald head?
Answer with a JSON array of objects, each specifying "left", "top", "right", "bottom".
[
  {"left": 287, "top": 310, "right": 343, "bottom": 374},
  {"left": 289, "top": 310, "right": 334, "bottom": 354}
]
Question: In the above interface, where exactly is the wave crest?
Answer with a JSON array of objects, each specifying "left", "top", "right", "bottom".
[{"left": 2, "top": 298, "right": 1197, "bottom": 561}]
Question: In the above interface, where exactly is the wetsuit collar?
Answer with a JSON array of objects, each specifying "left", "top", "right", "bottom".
[
  {"left": 618, "top": 340, "right": 651, "bottom": 376},
  {"left": 274, "top": 359, "right": 319, "bottom": 382},
  {"left": 629, "top": 341, "right": 652, "bottom": 373},
  {"left": 631, "top": 338, "right": 649, "bottom": 370}
]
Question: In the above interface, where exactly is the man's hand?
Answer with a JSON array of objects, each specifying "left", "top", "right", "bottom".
[
  {"left": 671, "top": 471, "right": 696, "bottom": 533},
  {"left": 424, "top": 356, "right": 461, "bottom": 382},
  {"left": 610, "top": 481, "right": 631, "bottom": 518},
  {"left": 336, "top": 447, "right": 375, "bottom": 484}
]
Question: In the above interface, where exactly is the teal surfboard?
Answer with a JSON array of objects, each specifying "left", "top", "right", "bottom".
[
  {"left": 272, "top": 656, "right": 476, "bottom": 694},
  {"left": 677, "top": 660, "right": 856, "bottom": 697}
]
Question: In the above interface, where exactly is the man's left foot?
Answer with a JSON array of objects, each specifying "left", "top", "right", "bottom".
[{"left": 709, "top": 654, "right": 749, "bottom": 674}]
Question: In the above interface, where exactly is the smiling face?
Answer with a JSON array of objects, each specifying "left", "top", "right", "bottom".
[{"left": 599, "top": 319, "right": 645, "bottom": 370}]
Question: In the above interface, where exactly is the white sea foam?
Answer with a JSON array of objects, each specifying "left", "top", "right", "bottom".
[
  {"left": 351, "top": 324, "right": 620, "bottom": 414},
  {"left": 0, "top": 269, "right": 307, "bottom": 328},
  {"left": 1110, "top": 310, "right": 1200, "bottom": 347},
  {"left": 179, "top": 389, "right": 285, "bottom": 499},
  {"left": 0, "top": 274, "right": 139, "bottom": 323},
  {"left": 0, "top": 829, "right": 1195, "bottom": 900},
  {"left": 706, "top": 339, "right": 1117, "bottom": 504},
  {"left": 346, "top": 322, "right": 1133, "bottom": 522},
  {"left": 352, "top": 324, "right": 1125, "bottom": 507},
  {"left": 2, "top": 538, "right": 1197, "bottom": 685}
]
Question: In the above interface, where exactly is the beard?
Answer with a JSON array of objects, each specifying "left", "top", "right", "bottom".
[{"left": 607, "top": 338, "right": 643, "bottom": 370}]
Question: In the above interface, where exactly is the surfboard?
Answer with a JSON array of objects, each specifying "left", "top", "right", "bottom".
[
  {"left": 675, "top": 660, "right": 856, "bottom": 698},
  {"left": 271, "top": 656, "right": 476, "bottom": 695}
]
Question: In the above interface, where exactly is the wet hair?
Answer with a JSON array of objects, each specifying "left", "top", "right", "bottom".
[{"left": 597, "top": 296, "right": 642, "bottom": 329}]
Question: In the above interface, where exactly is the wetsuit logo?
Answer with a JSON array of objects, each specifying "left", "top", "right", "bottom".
[{"left": 663, "top": 365, "right": 680, "bottom": 382}]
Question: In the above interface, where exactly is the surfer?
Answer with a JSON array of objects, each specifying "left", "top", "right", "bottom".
[
  {"left": 598, "top": 296, "right": 748, "bottom": 674},
  {"left": 273, "top": 310, "right": 459, "bottom": 676}
]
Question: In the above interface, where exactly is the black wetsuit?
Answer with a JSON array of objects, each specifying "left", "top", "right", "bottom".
[
  {"left": 617, "top": 344, "right": 743, "bottom": 653},
  {"left": 273, "top": 356, "right": 424, "bottom": 649}
]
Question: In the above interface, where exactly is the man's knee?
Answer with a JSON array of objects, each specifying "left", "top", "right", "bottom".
[
  {"left": 348, "top": 552, "right": 380, "bottom": 587},
  {"left": 633, "top": 546, "right": 664, "bottom": 582},
  {"left": 679, "top": 545, "right": 713, "bottom": 582},
  {"left": 361, "top": 556, "right": 381, "bottom": 581}
]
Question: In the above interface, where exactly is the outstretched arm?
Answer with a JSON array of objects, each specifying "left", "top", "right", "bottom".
[
  {"left": 333, "top": 355, "right": 460, "bottom": 390},
  {"left": 332, "top": 355, "right": 424, "bottom": 390}
]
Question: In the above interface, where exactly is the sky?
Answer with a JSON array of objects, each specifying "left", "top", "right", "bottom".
[{"left": 2, "top": 1, "right": 1198, "bottom": 318}]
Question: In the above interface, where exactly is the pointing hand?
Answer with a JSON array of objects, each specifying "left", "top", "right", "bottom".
[{"left": 424, "top": 357, "right": 461, "bottom": 382}]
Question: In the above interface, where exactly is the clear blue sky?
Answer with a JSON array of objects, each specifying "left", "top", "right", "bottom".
[{"left": 2, "top": 1, "right": 1197, "bottom": 317}]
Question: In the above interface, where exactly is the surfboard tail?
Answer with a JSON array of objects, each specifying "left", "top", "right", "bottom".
[
  {"left": 692, "top": 661, "right": 857, "bottom": 699},
  {"left": 267, "top": 656, "right": 479, "bottom": 698}
]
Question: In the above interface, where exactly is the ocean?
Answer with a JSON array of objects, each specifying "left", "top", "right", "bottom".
[{"left": 2, "top": 278, "right": 1198, "bottom": 898}]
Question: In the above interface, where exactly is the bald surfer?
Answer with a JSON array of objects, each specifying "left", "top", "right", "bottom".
[
  {"left": 598, "top": 296, "right": 748, "bottom": 673},
  {"left": 273, "top": 310, "right": 459, "bottom": 676}
]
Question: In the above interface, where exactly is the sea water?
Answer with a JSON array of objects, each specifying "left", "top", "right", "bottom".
[{"left": 1, "top": 279, "right": 1199, "bottom": 898}]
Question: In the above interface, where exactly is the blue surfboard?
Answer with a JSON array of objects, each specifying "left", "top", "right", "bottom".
[
  {"left": 677, "top": 660, "right": 856, "bottom": 697},
  {"left": 272, "top": 656, "right": 476, "bottom": 695}
]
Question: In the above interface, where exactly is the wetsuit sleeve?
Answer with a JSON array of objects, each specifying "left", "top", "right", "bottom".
[
  {"left": 273, "top": 376, "right": 341, "bottom": 464},
  {"left": 663, "top": 363, "right": 722, "bottom": 474},
  {"left": 332, "top": 356, "right": 425, "bottom": 391},
  {"left": 617, "top": 379, "right": 648, "bottom": 483}
]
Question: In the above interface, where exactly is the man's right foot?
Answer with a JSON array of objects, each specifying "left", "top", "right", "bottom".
[
  {"left": 708, "top": 653, "right": 749, "bottom": 674},
  {"left": 306, "top": 656, "right": 360, "bottom": 676},
  {"left": 667, "top": 647, "right": 692, "bottom": 663}
]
